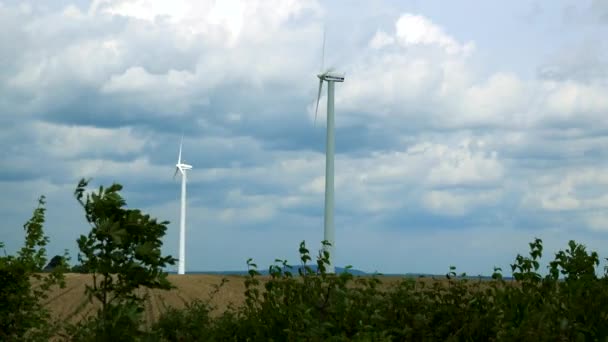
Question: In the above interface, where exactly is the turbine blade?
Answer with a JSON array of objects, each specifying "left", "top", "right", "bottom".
[
  {"left": 314, "top": 78, "right": 324, "bottom": 127},
  {"left": 177, "top": 135, "right": 183, "bottom": 164},
  {"left": 320, "top": 26, "right": 326, "bottom": 72},
  {"left": 173, "top": 167, "right": 179, "bottom": 180}
]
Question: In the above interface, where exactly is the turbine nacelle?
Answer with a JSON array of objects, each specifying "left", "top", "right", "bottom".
[
  {"left": 176, "top": 163, "right": 193, "bottom": 171},
  {"left": 317, "top": 71, "right": 345, "bottom": 83},
  {"left": 174, "top": 163, "right": 193, "bottom": 178},
  {"left": 173, "top": 135, "right": 193, "bottom": 179},
  {"left": 314, "top": 70, "right": 345, "bottom": 125}
]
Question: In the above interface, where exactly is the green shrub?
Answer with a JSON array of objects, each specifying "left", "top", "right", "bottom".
[
  {"left": 65, "top": 179, "right": 177, "bottom": 341},
  {"left": 150, "top": 238, "right": 608, "bottom": 341},
  {"left": 151, "top": 278, "right": 232, "bottom": 341},
  {"left": 0, "top": 196, "right": 68, "bottom": 341}
]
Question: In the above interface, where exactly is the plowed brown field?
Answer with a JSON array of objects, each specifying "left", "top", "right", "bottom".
[
  {"left": 42, "top": 273, "right": 426, "bottom": 326},
  {"left": 43, "top": 273, "right": 249, "bottom": 327}
]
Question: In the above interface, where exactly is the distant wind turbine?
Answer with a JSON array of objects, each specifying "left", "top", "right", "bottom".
[
  {"left": 313, "top": 28, "right": 345, "bottom": 274},
  {"left": 173, "top": 136, "right": 192, "bottom": 275}
]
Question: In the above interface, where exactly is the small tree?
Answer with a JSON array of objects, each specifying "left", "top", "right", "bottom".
[
  {"left": 549, "top": 240, "right": 599, "bottom": 281},
  {"left": 0, "top": 196, "right": 68, "bottom": 341},
  {"left": 44, "top": 255, "right": 67, "bottom": 272},
  {"left": 72, "top": 178, "right": 176, "bottom": 339}
]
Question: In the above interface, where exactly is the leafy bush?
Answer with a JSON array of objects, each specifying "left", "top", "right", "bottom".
[
  {"left": 44, "top": 254, "right": 68, "bottom": 272},
  {"left": 151, "top": 278, "right": 231, "bottom": 341},
  {"left": 0, "top": 196, "right": 68, "bottom": 341},
  {"left": 150, "top": 238, "right": 608, "bottom": 341},
  {"left": 65, "top": 179, "right": 176, "bottom": 341}
]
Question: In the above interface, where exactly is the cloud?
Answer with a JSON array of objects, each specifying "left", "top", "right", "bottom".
[
  {"left": 422, "top": 189, "right": 502, "bottom": 217},
  {"left": 426, "top": 140, "right": 503, "bottom": 187},
  {"left": 1, "top": 1, "right": 608, "bottom": 275},
  {"left": 586, "top": 212, "right": 608, "bottom": 232},
  {"left": 31, "top": 121, "right": 147, "bottom": 159},
  {"left": 537, "top": 40, "right": 608, "bottom": 83},
  {"left": 394, "top": 14, "right": 475, "bottom": 56},
  {"left": 522, "top": 168, "right": 608, "bottom": 213},
  {"left": 367, "top": 13, "right": 475, "bottom": 57},
  {"left": 369, "top": 30, "right": 394, "bottom": 50},
  {"left": 591, "top": 0, "right": 608, "bottom": 23},
  {"left": 2, "top": 0, "right": 323, "bottom": 127},
  {"left": 538, "top": 80, "right": 608, "bottom": 125},
  {"left": 336, "top": 18, "right": 529, "bottom": 132}
]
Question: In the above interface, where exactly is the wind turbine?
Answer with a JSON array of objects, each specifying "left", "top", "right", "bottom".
[
  {"left": 313, "top": 29, "right": 345, "bottom": 274},
  {"left": 173, "top": 136, "right": 192, "bottom": 275}
]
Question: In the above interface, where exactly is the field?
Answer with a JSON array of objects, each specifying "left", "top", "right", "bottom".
[
  {"left": 44, "top": 273, "right": 248, "bottom": 328},
  {"left": 43, "top": 273, "right": 414, "bottom": 327}
]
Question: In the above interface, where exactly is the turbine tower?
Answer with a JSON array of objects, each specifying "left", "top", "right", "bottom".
[
  {"left": 173, "top": 136, "right": 192, "bottom": 275},
  {"left": 313, "top": 30, "right": 345, "bottom": 274}
]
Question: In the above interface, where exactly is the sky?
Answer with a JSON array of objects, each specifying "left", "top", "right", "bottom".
[{"left": 1, "top": 0, "right": 608, "bottom": 276}]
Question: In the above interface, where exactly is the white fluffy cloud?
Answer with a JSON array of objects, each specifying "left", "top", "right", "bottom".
[
  {"left": 1, "top": 0, "right": 608, "bottom": 274},
  {"left": 394, "top": 14, "right": 475, "bottom": 56},
  {"left": 422, "top": 189, "right": 502, "bottom": 217},
  {"left": 31, "top": 121, "right": 147, "bottom": 158},
  {"left": 2, "top": 0, "right": 324, "bottom": 120},
  {"left": 522, "top": 169, "right": 608, "bottom": 212},
  {"left": 335, "top": 13, "right": 608, "bottom": 135}
]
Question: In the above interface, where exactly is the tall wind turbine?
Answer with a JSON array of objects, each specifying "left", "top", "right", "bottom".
[
  {"left": 313, "top": 29, "right": 345, "bottom": 274},
  {"left": 173, "top": 136, "right": 192, "bottom": 275}
]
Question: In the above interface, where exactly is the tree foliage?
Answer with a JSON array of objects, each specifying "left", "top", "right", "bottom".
[
  {"left": 0, "top": 196, "right": 68, "bottom": 341},
  {"left": 44, "top": 254, "right": 67, "bottom": 272},
  {"left": 151, "top": 238, "right": 608, "bottom": 341},
  {"left": 69, "top": 178, "right": 176, "bottom": 340}
]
